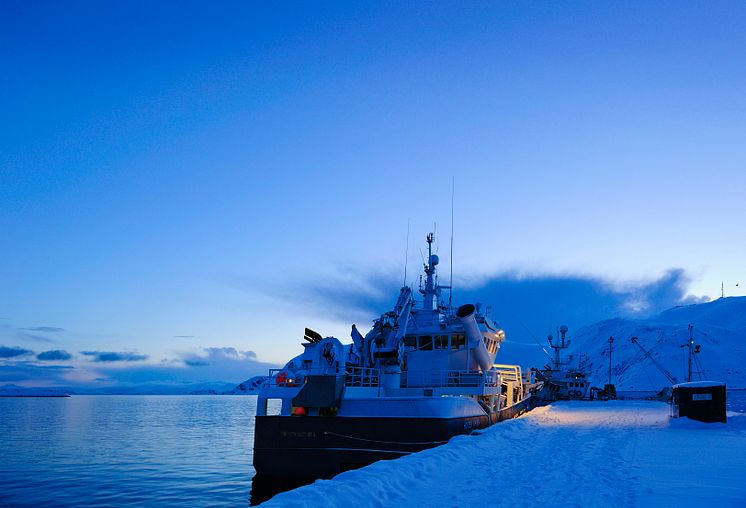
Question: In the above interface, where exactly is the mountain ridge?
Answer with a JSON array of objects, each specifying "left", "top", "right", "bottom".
[{"left": 569, "top": 296, "right": 746, "bottom": 390}]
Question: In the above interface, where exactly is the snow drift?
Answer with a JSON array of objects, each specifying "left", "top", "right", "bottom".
[{"left": 259, "top": 401, "right": 746, "bottom": 507}]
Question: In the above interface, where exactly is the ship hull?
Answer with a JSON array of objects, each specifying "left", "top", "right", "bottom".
[{"left": 251, "top": 395, "right": 536, "bottom": 504}]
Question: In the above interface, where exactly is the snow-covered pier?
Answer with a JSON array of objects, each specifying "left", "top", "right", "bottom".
[{"left": 260, "top": 401, "right": 745, "bottom": 507}]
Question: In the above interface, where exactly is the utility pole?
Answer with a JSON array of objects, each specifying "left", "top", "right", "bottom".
[
  {"left": 687, "top": 325, "right": 694, "bottom": 383},
  {"left": 608, "top": 336, "right": 614, "bottom": 386}
]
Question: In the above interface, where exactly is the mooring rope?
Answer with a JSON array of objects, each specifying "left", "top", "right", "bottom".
[{"left": 323, "top": 431, "right": 448, "bottom": 446}]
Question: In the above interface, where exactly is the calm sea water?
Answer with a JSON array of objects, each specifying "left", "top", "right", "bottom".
[
  {"left": 0, "top": 395, "right": 266, "bottom": 507},
  {"left": 1, "top": 392, "right": 744, "bottom": 507}
]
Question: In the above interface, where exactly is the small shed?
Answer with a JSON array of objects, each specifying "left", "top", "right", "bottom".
[{"left": 671, "top": 381, "right": 726, "bottom": 423}]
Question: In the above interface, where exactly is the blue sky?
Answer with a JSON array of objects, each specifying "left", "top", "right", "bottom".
[{"left": 1, "top": 1, "right": 744, "bottom": 388}]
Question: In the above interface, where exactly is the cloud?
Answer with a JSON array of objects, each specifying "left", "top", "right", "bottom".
[
  {"left": 0, "top": 346, "right": 34, "bottom": 358},
  {"left": 0, "top": 324, "right": 62, "bottom": 345},
  {"left": 172, "top": 335, "right": 196, "bottom": 338},
  {"left": 20, "top": 326, "right": 65, "bottom": 333},
  {"left": 0, "top": 343, "right": 275, "bottom": 390},
  {"left": 231, "top": 265, "right": 396, "bottom": 322},
  {"left": 19, "top": 333, "right": 58, "bottom": 344},
  {"left": 184, "top": 359, "right": 209, "bottom": 367},
  {"left": 92, "top": 347, "right": 274, "bottom": 387},
  {"left": 285, "top": 267, "right": 708, "bottom": 365},
  {"left": 81, "top": 351, "right": 148, "bottom": 362},
  {"left": 0, "top": 362, "right": 74, "bottom": 384},
  {"left": 37, "top": 349, "right": 73, "bottom": 361},
  {"left": 181, "top": 347, "right": 257, "bottom": 366},
  {"left": 613, "top": 268, "right": 709, "bottom": 314}
]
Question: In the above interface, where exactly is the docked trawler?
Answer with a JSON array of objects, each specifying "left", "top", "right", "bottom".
[
  {"left": 536, "top": 326, "right": 592, "bottom": 400},
  {"left": 252, "top": 234, "right": 538, "bottom": 501}
]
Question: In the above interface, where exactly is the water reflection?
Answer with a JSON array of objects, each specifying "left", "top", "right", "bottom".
[{"left": 0, "top": 395, "right": 257, "bottom": 507}]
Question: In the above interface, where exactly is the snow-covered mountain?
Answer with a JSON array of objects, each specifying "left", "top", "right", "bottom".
[
  {"left": 229, "top": 375, "right": 269, "bottom": 394},
  {"left": 569, "top": 296, "right": 746, "bottom": 390}
]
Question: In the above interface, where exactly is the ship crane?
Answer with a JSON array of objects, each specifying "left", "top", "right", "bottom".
[{"left": 630, "top": 337, "right": 678, "bottom": 385}]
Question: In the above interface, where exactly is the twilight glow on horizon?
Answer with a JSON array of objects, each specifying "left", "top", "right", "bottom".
[{"left": 1, "top": 1, "right": 744, "bottom": 389}]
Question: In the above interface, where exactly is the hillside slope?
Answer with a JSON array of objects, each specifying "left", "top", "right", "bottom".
[{"left": 569, "top": 297, "right": 746, "bottom": 390}]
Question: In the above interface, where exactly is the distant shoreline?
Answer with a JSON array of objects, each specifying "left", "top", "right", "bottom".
[{"left": 0, "top": 394, "right": 71, "bottom": 398}]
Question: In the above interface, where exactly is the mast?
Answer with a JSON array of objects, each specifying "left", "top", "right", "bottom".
[
  {"left": 678, "top": 325, "right": 702, "bottom": 383},
  {"left": 547, "top": 325, "right": 569, "bottom": 370},
  {"left": 449, "top": 177, "right": 454, "bottom": 311},
  {"left": 420, "top": 233, "right": 441, "bottom": 311},
  {"left": 686, "top": 325, "right": 696, "bottom": 382}
]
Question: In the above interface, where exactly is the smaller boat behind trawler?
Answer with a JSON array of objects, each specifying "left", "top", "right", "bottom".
[
  {"left": 535, "top": 325, "right": 594, "bottom": 401},
  {"left": 251, "top": 233, "right": 541, "bottom": 503}
]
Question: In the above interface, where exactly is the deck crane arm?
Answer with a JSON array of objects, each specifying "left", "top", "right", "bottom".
[{"left": 630, "top": 337, "right": 678, "bottom": 385}]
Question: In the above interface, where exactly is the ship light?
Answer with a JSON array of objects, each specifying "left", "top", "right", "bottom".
[{"left": 292, "top": 406, "right": 307, "bottom": 416}]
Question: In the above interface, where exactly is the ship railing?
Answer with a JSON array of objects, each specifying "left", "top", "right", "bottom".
[
  {"left": 493, "top": 363, "right": 525, "bottom": 401},
  {"left": 401, "top": 369, "right": 500, "bottom": 388},
  {"left": 265, "top": 368, "right": 304, "bottom": 387},
  {"left": 344, "top": 366, "right": 381, "bottom": 387},
  {"left": 493, "top": 364, "right": 523, "bottom": 383},
  {"left": 268, "top": 366, "right": 501, "bottom": 389}
]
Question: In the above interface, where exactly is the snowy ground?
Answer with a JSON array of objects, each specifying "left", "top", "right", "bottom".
[{"left": 261, "top": 401, "right": 746, "bottom": 507}]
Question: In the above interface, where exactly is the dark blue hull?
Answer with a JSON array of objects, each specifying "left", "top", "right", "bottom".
[{"left": 250, "top": 395, "right": 536, "bottom": 504}]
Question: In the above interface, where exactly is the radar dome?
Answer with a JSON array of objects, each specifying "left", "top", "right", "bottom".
[{"left": 430, "top": 254, "right": 439, "bottom": 266}]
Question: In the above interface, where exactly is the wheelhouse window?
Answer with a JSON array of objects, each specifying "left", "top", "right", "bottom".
[
  {"left": 419, "top": 336, "right": 433, "bottom": 350},
  {"left": 434, "top": 335, "right": 448, "bottom": 349},
  {"left": 484, "top": 337, "right": 497, "bottom": 355},
  {"left": 403, "top": 336, "right": 416, "bottom": 348},
  {"left": 450, "top": 333, "right": 465, "bottom": 350}
]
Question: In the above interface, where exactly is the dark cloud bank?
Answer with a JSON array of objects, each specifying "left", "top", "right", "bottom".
[
  {"left": 37, "top": 350, "right": 73, "bottom": 361},
  {"left": 302, "top": 268, "right": 708, "bottom": 366},
  {"left": 0, "top": 346, "right": 34, "bottom": 358},
  {"left": 80, "top": 351, "right": 149, "bottom": 362}
]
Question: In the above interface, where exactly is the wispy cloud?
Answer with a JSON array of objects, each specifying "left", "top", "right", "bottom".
[
  {"left": 0, "top": 346, "right": 34, "bottom": 358},
  {"left": 0, "top": 343, "right": 275, "bottom": 390},
  {"left": 232, "top": 265, "right": 397, "bottom": 321},
  {"left": 90, "top": 347, "right": 274, "bottom": 387},
  {"left": 19, "top": 333, "right": 58, "bottom": 344},
  {"left": 0, "top": 324, "right": 63, "bottom": 345},
  {"left": 80, "top": 351, "right": 148, "bottom": 362},
  {"left": 172, "top": 335, "right": 196, "bottom": 338},
  {"left": 37, "top": 349, "right": 73, "bottom": 361},
  {"left": 181, "top": 347, "right": 257, "bottom": 365}
]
